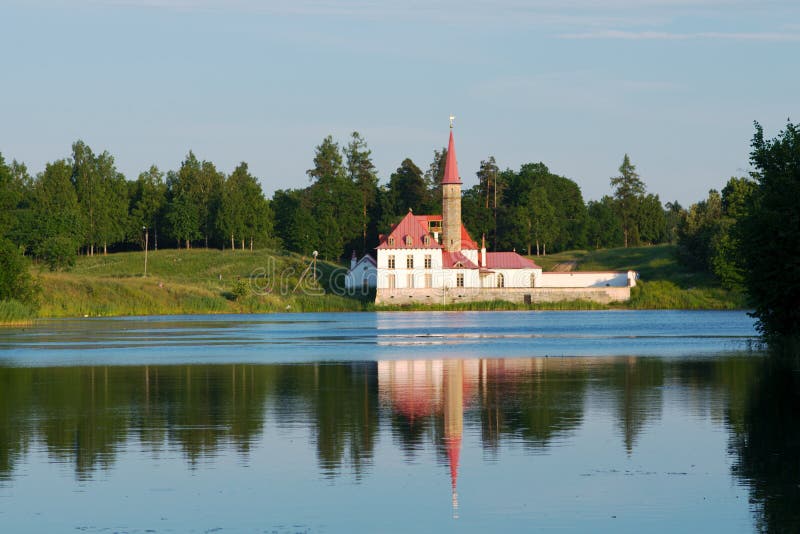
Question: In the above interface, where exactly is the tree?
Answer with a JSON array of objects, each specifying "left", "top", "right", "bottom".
[
  {"left": 0, "top": 237, "right": 37, "bottom": 303},
  {"left": 130, "top": 165, "right": 167, "bottom": 250},
  {"left": 306, "top": 136, "right": 360, "bottom": 260},
  {"left": 166, "top": 191, "right": 201, "bottom": 249},
  {"left": 71, "top": 141, "right": 128, "bottom": 255},
  {"left": 31, "top": 160, "right": 83, "bottom": 267},
  {"left": 610, "top": 154, "right": 646, "bottom": 247},
  {"left": 167, "top": 152, "right": 224, "bottom": 248},
  {"left": 738, "top": 121, "right": 800, "bottom": 340},
  {"left": 344, "top": 132, "right": 379, "bottom": 253},
  {"left": 586, "top": 197, "right": 624, "bottom": 249},
  {"left": 219, "top": 162, "right": 272, "bottom": 251}
]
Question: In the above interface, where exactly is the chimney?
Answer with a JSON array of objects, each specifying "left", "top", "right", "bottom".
[{"left": 481, "top": 234, "right": 486, "bottom": 267}]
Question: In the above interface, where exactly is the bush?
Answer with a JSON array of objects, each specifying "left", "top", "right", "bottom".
[
  {"left": 37, "top": 236, "right": 77, "bottom": 271},
  {"left": 0, "top": 237, "right": 38, "bottom": 303}
]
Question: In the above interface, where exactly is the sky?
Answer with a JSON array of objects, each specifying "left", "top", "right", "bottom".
[{"left": 1, "top": 0, "right": 798, "bottom": 205}]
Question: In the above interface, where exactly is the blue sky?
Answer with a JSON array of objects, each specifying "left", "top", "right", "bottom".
[{"left": 2, "top": 0, "right": 798, "bottom": 205}]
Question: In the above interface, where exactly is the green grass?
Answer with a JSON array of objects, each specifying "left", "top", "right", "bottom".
[
  {"left": 0, "top": 299, "right": 38, "bottom": 326},
  {"left": 14, "top": 244, "right": 746, "bottom": 321},
  {"left": 32, "top": 248, "right": 370, "bottom": 319},
  {"left": 529, "top": 244, "right": 746, "bottom": 309}
]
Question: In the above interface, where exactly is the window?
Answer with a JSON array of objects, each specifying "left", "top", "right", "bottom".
[
  {"left": 424, "top": 274, "right": 432, "bottom": 288},
  {"left": 388, "top": 255, "right": 395, "bottom": 269},
  {"left": 454, "top": 262, "right": 464, "bottom": 268},
  {"left": 456, "top": 273, "right": 464, "bottom": 287},
  {"left": 424, "top": 255, "right": 432, "bottom": 269},
  {"left": 388, "top": 237, "right": 395, "bottom": 246},
  {"left": 388, "top": 274, "right": 396, "bottom": 289},
  {"left": 423, "top": 235, "right": 431, "bottom": 246},
  {"left": 496, "top": 273, "right": 505, "bottom": 288},
  {"left": 406, "top": 255, "right": 414, "bottom": 269},
  {"left": 363, "top": 280, "right": 369, "bottom": 292},
  {"left": 404, "top": 235, "right": 413, "bottom": 247},
  {"left": 407, "top": 273, "right": 414, "bottom": 288},
  {"left": 530, "top": 273, "right": 536, "bottom": 287}
]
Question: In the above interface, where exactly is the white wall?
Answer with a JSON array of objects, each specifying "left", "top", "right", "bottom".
[
  {"left": 539, "top": 271, "right": 633, "bottom": 288},
  {"left": 345, "top": 258, "right": 377, "bottom": 290}
]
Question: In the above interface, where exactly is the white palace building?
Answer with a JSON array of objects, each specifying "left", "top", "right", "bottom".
[{"left": 345, "top": 124, "right": 636, "bottom": 305}]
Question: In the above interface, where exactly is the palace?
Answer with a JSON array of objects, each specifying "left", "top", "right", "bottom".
[{"left": 345, "top": 124, "right": 636, "bottom": 305}]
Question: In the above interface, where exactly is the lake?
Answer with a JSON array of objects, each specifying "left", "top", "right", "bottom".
[{"left": 0, "top": 310, "right": 797, "bottom": 533}]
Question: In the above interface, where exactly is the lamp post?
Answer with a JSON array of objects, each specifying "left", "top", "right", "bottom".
[
  {"left": 312, "top": 250, "right": 318, "bottom": 285},
  {"left": 143, "top": 226, "right": 149, "bottom": 278}
]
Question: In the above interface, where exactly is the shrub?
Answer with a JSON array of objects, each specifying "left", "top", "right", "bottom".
[{"left": 37, "top": 236, "right": 77, "bottom": 271}]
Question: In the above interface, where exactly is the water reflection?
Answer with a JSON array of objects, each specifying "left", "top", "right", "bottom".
[{"left": 1, "top": 354, "right": 797, "bottom": 530}]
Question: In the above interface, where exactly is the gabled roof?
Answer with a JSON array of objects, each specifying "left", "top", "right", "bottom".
[
  {"left": 485, "top": 252, "right": 541, "bottom": 269},
  {"left": 442, "top": 251, "right": 479, "bottom": 269},
  {"left": 376, "top": 211, "right": 478, "bottom": 250},
  {"left": 355, "top": 254, "right": 376, "bottom": 266},
  {"left": 442, "top": 130, "right": 461, "bottom": 185},
  {"left": 376, "top": 211, "right": 442, "bottom": 249}
]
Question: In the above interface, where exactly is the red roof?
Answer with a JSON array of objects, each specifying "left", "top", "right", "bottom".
[
  {"left": 377, "top": 212, "right": 478, "bottom": 250},
  {"left": 376, "top": 211, "right": 441, "bottom": 249},
  {"left": 485, "top": 252, "right": 540, "bottom": 269},
  {"left": 442, "top": 130, "right": 461, "bottom": 185},
  {"left": 442, "top": 251, "right": 479, "bottom": 269}
]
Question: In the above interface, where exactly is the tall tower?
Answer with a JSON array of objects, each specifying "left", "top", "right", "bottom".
[{"left": 442, "top": 120, "right": 462, "bottom": 252}]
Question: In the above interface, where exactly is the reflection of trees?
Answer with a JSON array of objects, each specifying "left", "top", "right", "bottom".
[
  {"left": 477, "top": 359, "right": 587, "bottom": 451},
  {"left": 602, "top": 358, "right": 664, "bottom": 454},
  {"left": 730, "top": 356, "right": 800, "bottom": 532},
  {"left": 0, "top": 363, "right": 380, "bottom": 481}
]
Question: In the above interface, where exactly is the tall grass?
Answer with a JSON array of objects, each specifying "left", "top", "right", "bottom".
[{"left": 0, "top": 300, "right": 38, "bottom": 325}]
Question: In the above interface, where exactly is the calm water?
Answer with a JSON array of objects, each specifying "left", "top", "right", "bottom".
[{"left": 0, "top": 311, "right": 797, "bottom": 533}]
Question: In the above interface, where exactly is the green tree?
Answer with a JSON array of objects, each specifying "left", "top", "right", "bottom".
[
  {"left": 306, "top": 136, "right": 360, "bottom": 260},
  {"left": 345, "top": 132, "right": 379, "bottom": 253},
  {"left": 71, "top": 141, "right": 128, "bottom": 255},
  {"left": 167, "top": 152, "right": 224, "bottom": 248},
  {"left": 610, "top": 154, "right": 646, "bottom": 247},
  {"left": 0, "top": 237, "right": 37, "bottom": 303},
  {"left": 31, "top": 160, "right": 83, "bottom": 268},
  {"left": 166, "top": 191, "right": 201, "bottom": 249},
  {"left": 129, "top": 165, "right": 167, "bottom": 250},
  {"left": 219, "top": 163, "right": 272, "bottom": 251},
  {"left": 738, "top": 122, "right": 800, "bottom": 340},
  {"left": 586, "top": 196, "right": 624, "bottom": 249}
]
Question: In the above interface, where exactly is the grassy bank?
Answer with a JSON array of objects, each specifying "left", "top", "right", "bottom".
[
  {"left": 31, "top": 249, "right": 370, "bottom": 320},
  {"left": 4, "top": 244, "right": 746, "bottom": 323},
  {"left": 0, "top": 299, "right": 39, "bottom": 326}
]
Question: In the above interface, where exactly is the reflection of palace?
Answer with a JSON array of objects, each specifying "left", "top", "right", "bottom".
[{"left": 379, "top": 359, "right": 480, "bottom": 518}]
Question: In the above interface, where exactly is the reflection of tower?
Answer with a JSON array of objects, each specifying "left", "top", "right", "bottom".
[{"left": 443, "top": 359, "right": 464, "bottom": 519}]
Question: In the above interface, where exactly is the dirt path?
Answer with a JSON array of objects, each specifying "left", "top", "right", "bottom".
[{"left": 551, "top": 261, "right": 577, "bottom": 272}]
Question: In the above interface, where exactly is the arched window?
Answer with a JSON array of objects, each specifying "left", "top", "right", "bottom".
[
  {"left": 404, "top": 235, "right": 413, "bottom": 247},
  {"left": 454, "top": 262, "right": 464, "bottom": 268},
  {"left": 496, "top": 273, "right": 505, "bottom": 288},
  {"left": 530, "top": 273, "right": 536, "bottom": 287}
]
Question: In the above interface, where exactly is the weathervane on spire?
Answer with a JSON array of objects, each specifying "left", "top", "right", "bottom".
[{"left": 449, "top": 115, "right": 455, "bottom": 129}]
